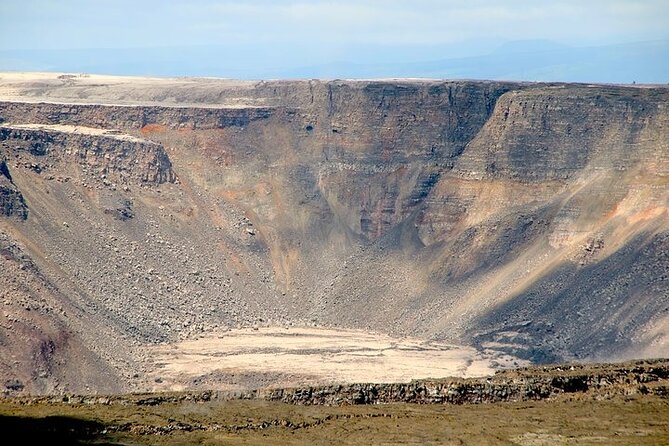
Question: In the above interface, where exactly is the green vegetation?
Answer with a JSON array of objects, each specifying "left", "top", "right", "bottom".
[{"left": 1, "top": 393, "right": 668, "bottom": 445}]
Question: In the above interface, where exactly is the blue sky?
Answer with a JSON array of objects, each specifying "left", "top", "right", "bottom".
[
  {"left": 2, "top": 0, "right": 667, "bottom": 49},
  {"left": 1, "top": 1, "right": 667, "bottom": 81}
]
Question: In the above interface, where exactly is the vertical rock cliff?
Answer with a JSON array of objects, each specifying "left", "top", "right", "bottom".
[{"left": 0, "top": 156, "right": 27, "bottom": 219}]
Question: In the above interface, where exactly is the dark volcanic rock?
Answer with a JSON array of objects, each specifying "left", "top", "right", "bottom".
[
  {"left": 0, "top": 157, "right": 27, "bottom": 219},
  {"left": 256, "top": 359, "right": 669, "bottom": 406}
]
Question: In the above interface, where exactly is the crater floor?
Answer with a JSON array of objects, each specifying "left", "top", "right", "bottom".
[{"left": 141, "top": 326, "right": 525, "bottom": 392}]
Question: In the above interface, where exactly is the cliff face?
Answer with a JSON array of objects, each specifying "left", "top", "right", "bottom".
[
  {"left": 0, "top": 157, "right": 27, "bottom": 219},
  {"left": 258, "top": 359, "right": 669, "bottom": 406},
  {"left": 0, "top": 102, "right": 274, "bottom": 130},
  {"left": 402, "top": 85, "right": 669, "bottom": 361},
  {"left": 0, "top": 74, "right": 667, "bottom": 394},
  {"left": 0, "top": 124, "right": 176, "bottom": 186}
]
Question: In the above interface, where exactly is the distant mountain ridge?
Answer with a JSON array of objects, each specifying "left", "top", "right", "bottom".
[{"left": 0, "top": 40, "right": 667, "bottom": 83}]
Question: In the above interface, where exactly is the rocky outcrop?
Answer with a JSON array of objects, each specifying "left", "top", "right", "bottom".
[
  {"left": 0, "top": 125, "right": 176, "bottom": 185},
  {"left": 0, "top": 102, "right": 274, "bottom": 130},
  {"left": 0, "top": 157, "right": 27, "bottom": 219},
  {"left": 257, "top": 359, "right": 669, "bottom": 405}
]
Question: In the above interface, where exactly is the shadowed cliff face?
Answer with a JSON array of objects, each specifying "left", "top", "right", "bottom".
[
  {"left": 0, "top": 74, "right": 667, "bottom": 393},
  {"left": 0, "top": 156, "right": 27, "bottom": 219}
]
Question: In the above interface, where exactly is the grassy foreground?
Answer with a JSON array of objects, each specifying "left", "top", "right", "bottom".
[
  {"left": 1, "top": 393, "right": 668, "bottom": 445},
  {"left": 2, "top": 360, "right": 668, "bottom": 444}
]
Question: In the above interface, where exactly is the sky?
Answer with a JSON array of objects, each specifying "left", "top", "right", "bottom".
[{"left": 0, "top": 0, "right": 668, "bottom": 81}]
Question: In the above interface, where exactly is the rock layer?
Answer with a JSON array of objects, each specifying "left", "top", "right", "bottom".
[
  {"left": 0, "top": 124, "right": 176, "bottom": 185},
  {"left": 258, "top": 359, "right": 669, "bottom": 406},
  {"left": 0, "top": 156, "right": 27, "bottom": 219}
]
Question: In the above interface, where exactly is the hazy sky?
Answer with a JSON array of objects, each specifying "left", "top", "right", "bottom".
[
  {"left": 1, "top": 1, "right": 667, "bottom": 81},
  {"left": 1, "top": 0, "right": 668, "bottom": 50}
]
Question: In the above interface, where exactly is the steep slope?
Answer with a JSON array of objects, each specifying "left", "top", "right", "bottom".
[{"left": 0, "top": 73, "right": 667, "bottom": 394}]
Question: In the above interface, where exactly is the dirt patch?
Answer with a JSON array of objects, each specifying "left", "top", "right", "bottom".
[
  {"left": 141, "top": 123, "right": 168, "bottom": 135},
  {"left": 142, "top": 326, "right": 525, "bottom": 391}
]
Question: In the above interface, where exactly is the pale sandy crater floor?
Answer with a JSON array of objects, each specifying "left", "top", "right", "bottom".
[{"left": 140, "top": 326, "right": 527, "bottom": 392}]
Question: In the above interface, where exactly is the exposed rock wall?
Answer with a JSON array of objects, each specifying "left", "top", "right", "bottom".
[
  {"left": 255, "top": 360, "right": 669, "bottom": 405},
  {"left": 455, "top": 86, "right": 669, "bottom": 181},
  {"left": 2, "top": 82, "right": 518, "bottom": 241},
  {"left": 0, "top": 101, "right": 274, "bottom": 130},
  {"left": 0, "top": 157, "right": 27, "bottom": 219},
  {"left": 0, "top": 125, "right": 176, "bottom": 185}
]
